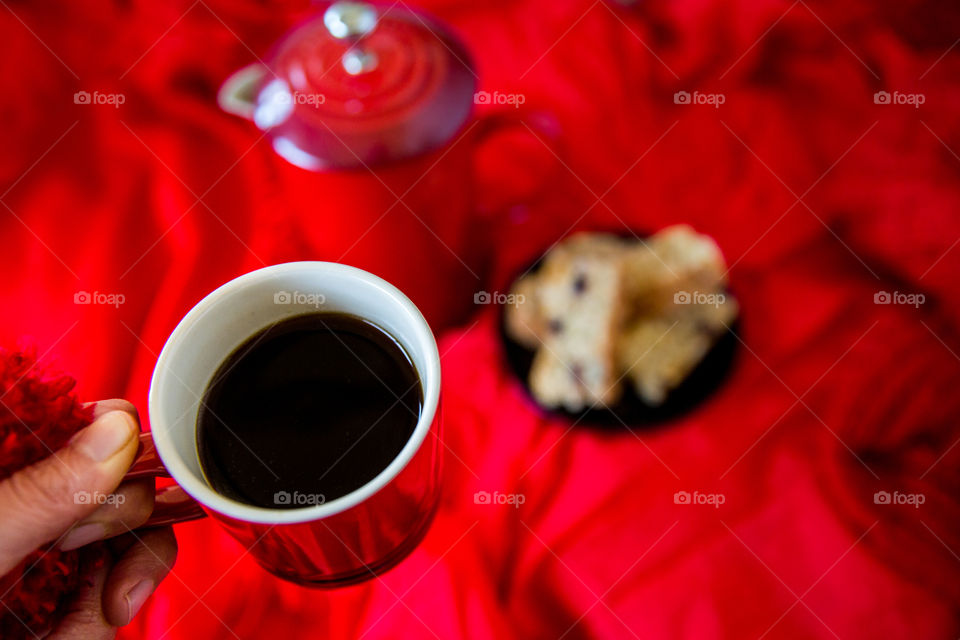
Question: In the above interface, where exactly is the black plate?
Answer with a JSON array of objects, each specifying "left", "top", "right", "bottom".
[{"left": 498, "top": 264, "right": 739, "bottom": 429}]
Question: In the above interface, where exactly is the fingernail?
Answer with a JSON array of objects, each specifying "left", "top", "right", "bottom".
[
  {"left": 125, "top": 579, "right": 154, "bottom": 624},
  {"left": 61, "top": 523, "right": 106, "bottom": 551},
  {"left": 73, "top": 411, "right": 136, "bottom": 462}
]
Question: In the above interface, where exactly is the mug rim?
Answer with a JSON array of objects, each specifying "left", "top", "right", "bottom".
[{"left": 147, "top": 261, "right": 441, "bottom": 525}]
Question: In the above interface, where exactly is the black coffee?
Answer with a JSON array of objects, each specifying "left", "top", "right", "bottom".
[{"left": 197, "top": 312, "right": 422, "bottom": 509}]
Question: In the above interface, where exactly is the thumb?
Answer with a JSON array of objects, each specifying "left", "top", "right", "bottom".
[{"left": 0, "top": 410, "right": 139, "bottom": 575}]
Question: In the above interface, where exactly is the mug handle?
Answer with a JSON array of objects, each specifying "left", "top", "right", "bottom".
[{"left": 123, "top": 432, "right": 207, "bottom": 528}]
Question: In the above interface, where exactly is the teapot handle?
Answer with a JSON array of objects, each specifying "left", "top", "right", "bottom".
[{"left": 218, "top": 63, "right": 269, "bottom": 121}]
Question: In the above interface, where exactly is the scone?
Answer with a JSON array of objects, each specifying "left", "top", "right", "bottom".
[
  {"left": 502, "top": 226, "right": 738, "bottom": 412},
  {"left": 616, "top": 319, "right": 713, "bottom": 406},
  {"left": 623, "top": 225, "right": 729, "bottom": 318},
  {"left": 529, "top": 234, "right": 628, "bottom": 411},
  {"left": 649, "top": 224, "right": 728, "bottom": 287},
  {"left": 664, "top": 289, "right": 739, "bottom": 334},
  {"left": 504, "top": 274, "right": 546, "bottom": 349},
  {"left": 617, "top": 293, "right": 737, "bottom": 406}
]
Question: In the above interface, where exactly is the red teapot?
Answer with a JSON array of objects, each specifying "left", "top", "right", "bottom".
[{"left": 218, "top": 1, "right": 553, "bottom": 329}]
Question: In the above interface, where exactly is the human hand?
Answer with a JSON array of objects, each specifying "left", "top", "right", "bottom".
[{"left": 0, "top": 400, "right": 177, "bottom": 638}]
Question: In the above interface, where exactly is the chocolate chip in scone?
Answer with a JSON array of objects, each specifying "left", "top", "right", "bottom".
[
  {"left": 571, "top": 363, "right": 584, "bottom": 384},
  {"left": 573, "top": 273, "right": 588, "bottom": 294}
]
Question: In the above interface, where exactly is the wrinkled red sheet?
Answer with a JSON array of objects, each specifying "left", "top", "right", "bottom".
[{"left": 2, "top": 0, "right": 959, "bottom": 637}]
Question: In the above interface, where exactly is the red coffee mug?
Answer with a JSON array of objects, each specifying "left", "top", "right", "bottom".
[{"left": 126, "top": 262, "right": 442, "bottom": 587}]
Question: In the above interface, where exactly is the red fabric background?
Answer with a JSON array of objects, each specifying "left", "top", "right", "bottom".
[{"left": 2, "top": 0, "right": 960, "bottom": 637}]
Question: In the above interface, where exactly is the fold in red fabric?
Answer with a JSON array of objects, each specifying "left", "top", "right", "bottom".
[{"left": 1, "top": 0, "right": 959, "bottom": 637}]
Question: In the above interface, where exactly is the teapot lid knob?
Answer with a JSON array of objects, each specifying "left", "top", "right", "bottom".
[{"left": 323, "top": 2, "right": 378, "bottom": 39}]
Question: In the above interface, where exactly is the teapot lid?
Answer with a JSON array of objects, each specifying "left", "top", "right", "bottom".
[{"left": 249, "top": 1, "right": 476, "bottom": 170}]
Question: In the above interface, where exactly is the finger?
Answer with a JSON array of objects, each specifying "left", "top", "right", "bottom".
[
  {"left": 0, "top": 410, "right": 139, "bottom": 575},
  {"left": 87, "top": 399, "right": 139, "bottom": 425},
  {"left": 102, "top": 527, "right": 177, "bottom": 627},
  {"left": 47, "top": 546, "right": 116, "bottom": 640},
  {"left": 61, "top": 480, "right": 155, "bottom": 551}
]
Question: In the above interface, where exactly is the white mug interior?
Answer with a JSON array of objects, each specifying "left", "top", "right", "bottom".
[{"left": 147, "top": 262, "right": 441, "bottom": 524}]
